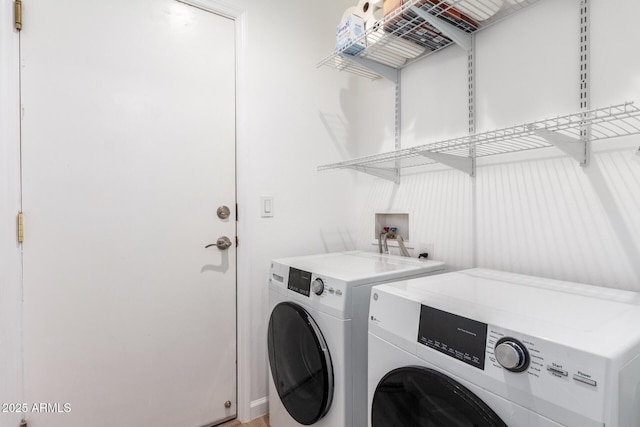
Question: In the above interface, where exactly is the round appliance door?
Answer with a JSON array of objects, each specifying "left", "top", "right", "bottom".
[
  {"left": 268, "top": 302, "right": 334, "bottom": 425},
  {"left": 372, "top": 366, "right": 507, "bottom": 427}
]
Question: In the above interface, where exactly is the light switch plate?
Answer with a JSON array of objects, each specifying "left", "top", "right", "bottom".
[{"left": 261, "top": 196, "right": 274, "bottom": 218}]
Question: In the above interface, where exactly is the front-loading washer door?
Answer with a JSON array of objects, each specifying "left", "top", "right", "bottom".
[
  {"left": 268, "top": 302, "right": 334, "bottom": 425},
  {"left": 372, "top": 366, "right": 507, "bottom": 427}
]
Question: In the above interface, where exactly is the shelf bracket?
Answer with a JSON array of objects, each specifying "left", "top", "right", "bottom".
[
  {"left": 348, "top": 165, "right": 400, "bottom": 184},
  {"left": 534, "top": 128, "right": 588, "bottom": 165},
  {"left": 343, "top": 55, "right": 399, "bottom": 83},
  {"left": 410, "top": 6, "right": 472, "bottom": 51},
  {"left": 418, "top": 151, "right": 475, "bottom": 176}
]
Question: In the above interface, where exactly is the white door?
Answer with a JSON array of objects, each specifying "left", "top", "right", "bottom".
[{"left": 20, "top": 1, "right": 237, "bottom": 426}]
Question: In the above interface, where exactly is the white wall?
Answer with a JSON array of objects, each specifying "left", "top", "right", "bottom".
[
  {"left": 231, "top": 0, "right": 372, "bottom": 416},
  {"left": 0, "top": 1, "right": 23, "bottom": 426},
  {"left": 231, "top": 0, "right": 364, "bottom": 415},
  {"left": 350, "top": 0, "right": 640, "bottom": 290}
]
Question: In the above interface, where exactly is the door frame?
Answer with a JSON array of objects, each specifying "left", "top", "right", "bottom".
[
  {"left": 0, "top": 0, "right": 254, "bottom": 423},
  {"left": 0, "top": 1, "right": 24, "bottom": 426}
]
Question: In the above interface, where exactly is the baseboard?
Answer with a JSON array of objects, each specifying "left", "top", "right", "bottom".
[{"left": 250, "top": 396, "right": 268, "bottom": 420}]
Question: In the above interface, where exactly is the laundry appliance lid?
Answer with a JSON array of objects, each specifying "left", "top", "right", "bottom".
[
  {"left": 373, "top": 268, "right": 640, "bottom": 361},
  {"left": 272, "top": 251, "right": 445, "bottom": 286}
]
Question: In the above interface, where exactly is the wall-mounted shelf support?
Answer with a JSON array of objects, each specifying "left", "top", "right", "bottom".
[
  {"left": 410, "top": 6, "right": 472, "bottom": 51},
  {"left": 533, "top": 128, "right": 588, "bottom": 165},
  {"left": 579, "top": 0, "right": 591, "bottom": 167},
  {"left": 349, "top": 165, "right": 400, "bottom": 184},
  {"left": 344, "top": 55, "right": 398, "bottom": 83},
  {"left": 418, "top": 151, "right": 475, "bottom": 176}
]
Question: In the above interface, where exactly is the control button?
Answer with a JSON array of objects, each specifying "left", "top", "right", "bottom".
[
  {"left": 335, "top": 289, "right": 343, "bottom": 296},
  {"left": 311, "top": 278, "right": 325, "bottom": 296},
  {"left": 546, "top": 366, "right": 568, "bottom": 376},
  {"left": 328, "top": 288, "right": 335, "bottom": 294},
  {"left": 573, "top": 375, "right": 597, "bottom": 387},
  {"left": 494, "top": 337, "right": 530, "bottom": 373}
]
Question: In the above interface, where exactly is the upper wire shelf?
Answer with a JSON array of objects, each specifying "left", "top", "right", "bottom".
[
  {"left": 318, "top": 0, "right": 540, "bottom": 80},
  {"left": 318, "top": 102, "right": 640, "bottom": 180}
]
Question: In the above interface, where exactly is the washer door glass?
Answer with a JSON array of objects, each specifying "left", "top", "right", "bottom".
[
  {"left": 372, "top": 366, "right": 507, "bottom": 427},
  {"left": 268, "top": 302, "right": 334, "bottom": 425}
]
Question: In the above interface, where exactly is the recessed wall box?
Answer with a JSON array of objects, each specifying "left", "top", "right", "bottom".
[{"left": 375, "top": 212, "right": 409, "bottom": 241}]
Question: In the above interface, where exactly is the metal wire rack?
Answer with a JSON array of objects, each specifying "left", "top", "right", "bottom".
[
  {"left": 318, "top": 0, "right": 540, "bottom": 79},
  {"left": 318, "top": 102, "right": 640, "bottom": 181}
]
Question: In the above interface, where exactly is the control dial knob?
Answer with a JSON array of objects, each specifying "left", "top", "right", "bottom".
[
  {"left": 311, "top": 278, "right": 325, "bottom": 295},
  {"left": 494, "top": 337, "right": 530, "bottom": 372}
]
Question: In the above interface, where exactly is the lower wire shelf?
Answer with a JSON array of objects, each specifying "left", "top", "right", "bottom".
[{"left": 318, "top": 102, "right": 640, "bottom": 182}]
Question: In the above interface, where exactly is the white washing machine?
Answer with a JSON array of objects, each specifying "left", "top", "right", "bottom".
[
  {"left": 267, "top": 251, "right": 446, "bottom": 427},
  {"left": 368, "top": 268, "right": 640, "bottom": 427}
]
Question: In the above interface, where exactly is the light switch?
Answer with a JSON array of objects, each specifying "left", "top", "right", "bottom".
[{"left": 261, "top": 196, "right": 274, "bottom": 218}]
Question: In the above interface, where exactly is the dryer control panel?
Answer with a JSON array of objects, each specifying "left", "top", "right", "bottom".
[
  {"left": 412, "top": 307, "right": 609, "bottom": 427},
  {"left": 418, "top": 304, "right": 487, "bottom": 370},
  {"left": 484, "top": 325, "right": 607, "bottom": 386},
  {"left": 481, "top": 325, "right": 608, "bottom": 426},
  {"left": 269, "top": 261, "right": 350, "bottom": 319},
  {"left": 287, "top": 267, "right": 312, "bottom": 297}
]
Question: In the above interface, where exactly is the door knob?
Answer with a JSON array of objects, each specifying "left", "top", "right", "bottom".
[
  {"left": 217, "top": 205, "right": 231, "bottom": 220},
  {"left": 206, "top": 236, "right": 232, "bottom": 250}
]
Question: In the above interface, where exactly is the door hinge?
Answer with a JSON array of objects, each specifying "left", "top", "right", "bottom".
[
  {"left": 17, "top": 211, "right": 24, "bottom": 243},
  {"left": 14, "top": 0, "right": 22, "bottom": 31},
  {"left": 235, "top": 203, "right": 238, "bottom": 221}
]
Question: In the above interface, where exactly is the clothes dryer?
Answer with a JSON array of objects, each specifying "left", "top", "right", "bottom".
[
  {"left": 368, "top": 268, "right": 640, "bottom": 427},
  {"left": 267, "top": 251, "right": 445, "bottom": 427}
]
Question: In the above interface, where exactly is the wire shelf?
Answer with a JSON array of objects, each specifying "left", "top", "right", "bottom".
[
  {"left": 318, "top": 0, "right": 540, "bottom": 79},
  {"left": 318, "top": 102, "right": 640, "bottom": 175}
]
